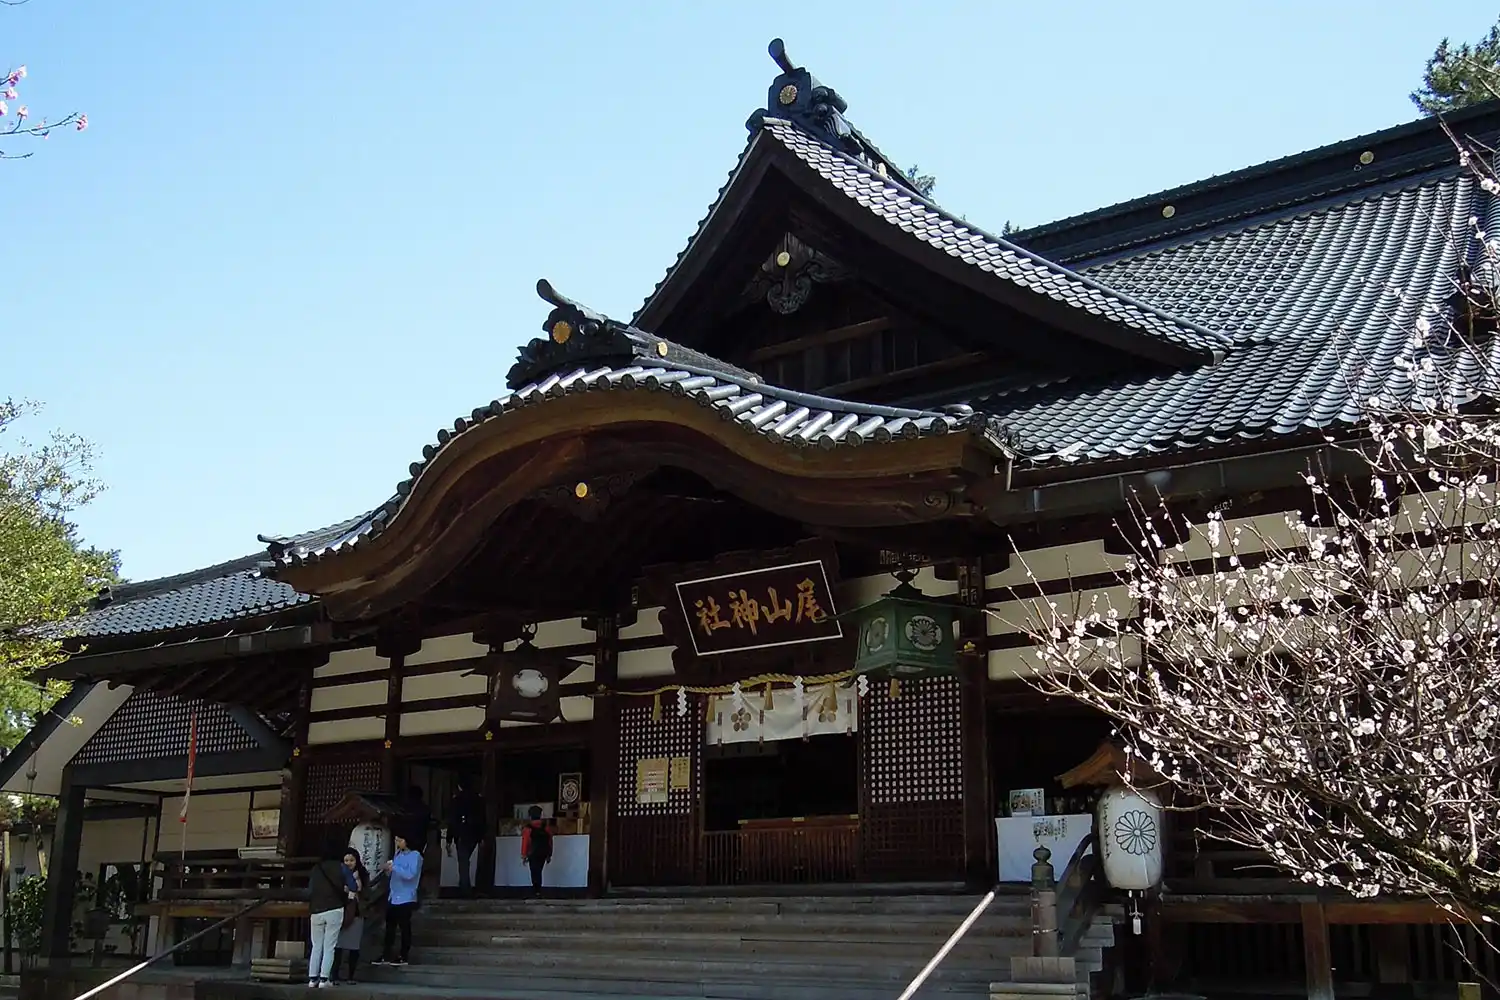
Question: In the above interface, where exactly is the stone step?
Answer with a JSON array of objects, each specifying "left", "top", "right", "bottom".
[
  {"left": 442, "top": 928, "right": 1032, "bottom": 958},
  {"left": 355, "top": 964, "right": 992, "bottom": 1000},
  {"left": 373, "top": 946, "right": 997, "bottom": 984},
  {"left": 414, "top": 917, "right": 1032, "bottom": 941},
  {"left": 209, "top": 982, "right": 991, "bottom": 1000},
  {"left": 413, "top": 908, "right": 1034, "bottom": 934},
  {"left": 405, "top": 941, "right": 1018, "bottom": 974},
  {"left": 423, "top": 895, "right": 1031, "bottom": 918}
]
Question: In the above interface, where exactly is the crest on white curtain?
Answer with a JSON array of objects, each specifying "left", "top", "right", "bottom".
[{"left": 706, "top": 681, "right": 858, "bottom": 745}]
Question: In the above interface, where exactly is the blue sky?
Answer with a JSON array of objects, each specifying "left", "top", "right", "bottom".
[{"left": 3, "top": 1, "right": 1491, "bottom": 581}]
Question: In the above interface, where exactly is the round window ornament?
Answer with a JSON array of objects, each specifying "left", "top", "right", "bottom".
[
  {"left": 778, "top": 84, "right": 798, "bottom": 106},
  {"left": 551, "top": 320, "right": 572, "bottom": 344},
  {"left": 512, "top": 668, "right": 551, "bottom": 699}
]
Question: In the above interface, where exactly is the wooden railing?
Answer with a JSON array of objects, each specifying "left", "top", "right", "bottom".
[
  {"left": 703, "top": 817, "right": 859, "bottom": 885},
  {"left": 153, "top": 853, "right": 319, "bottom": 902},
  {"left": 1054, "top": 831, "right": 1104, "bottom": 955}
]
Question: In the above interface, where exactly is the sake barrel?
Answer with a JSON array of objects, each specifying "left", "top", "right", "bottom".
[{"left": 1096, "top": 785, "right": 1164, "bottom": 891}]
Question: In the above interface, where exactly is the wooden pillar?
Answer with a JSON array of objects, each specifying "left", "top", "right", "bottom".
[
  {"left": 588, "top": 615, "right": 620, "bottom": 896},
  {"left": 478, "top": 742, "right": 499, "bottom": 893},
  {"left": 1301, "top": 901, "right": 1335, "bottom": 1000},
  {"left": 41, "top": 772, "right": 86, "bottom": 959},
  {"left": 382, "top": 651, "right": 406, "bottom": 792},
  {"left": 281, "top": 670, "right": 313, "bottom": 857},
  {"left": 956, "top": 557, "right": 993, "bottom": 888},
  {"left": 375, "top": 632, "right": 421, "bottom": 793}
]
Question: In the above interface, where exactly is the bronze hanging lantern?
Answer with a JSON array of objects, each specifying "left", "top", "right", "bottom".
[
  {"left": 475, "top": 625, "right": 570, "bottom": 725},
  {"left": 842, "top": 569, "right": 959, "bottom": 680}
]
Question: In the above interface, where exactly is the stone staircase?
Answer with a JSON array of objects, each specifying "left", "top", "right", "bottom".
[{"left": 293, "top": 893, "right": 1118, "bottom": 1000}]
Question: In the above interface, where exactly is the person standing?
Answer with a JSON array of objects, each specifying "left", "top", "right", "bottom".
[
  {"left": 306, "top": 851, "right": 351, "bottom": 988},
  {"left": 372, "top": 833, "right": 422, "bottom": 967},
  {"left": 520, "top": 806, "right": 552, "bottom": 897},
  {"left": 446, "top": 776, "right": 486, "bottom": 895},
  {"left": 333, "top": 849, "right": 370, "bottom": 984}
]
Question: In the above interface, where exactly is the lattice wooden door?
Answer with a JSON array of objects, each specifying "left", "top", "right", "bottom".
[
  {"left": 611, "top": 700, "right": 702, "bottom": 886},
  {"left": 860, "top": 676, "right": 965, "bottom": 880},
  {"left": 301, "top": 757, "right": 382, "bottom": 856}
]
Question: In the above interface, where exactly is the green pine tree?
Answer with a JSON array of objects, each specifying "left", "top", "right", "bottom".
[
  {"left": 1412, "top": 19, "right": 1500, "bottom": 115},
  {"left": 903, "top": 164, "right": 936, "bottom": 198}
]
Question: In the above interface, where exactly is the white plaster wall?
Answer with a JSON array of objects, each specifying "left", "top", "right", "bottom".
[
  {"left": 399, "top": 707, "right": 484, "bottom": 737},
  {"left": 560, "top": 695, "right": 595, "bottom": 723},
  {"left": 308, "top": 717, "right": 384, "bottom": 745},
  {"left": 314, "top": 646, "right": 388, "bottom": 679},
  {"left": 620, "top": 608, "right": 664, "bottom": 640},
  {"left": 406, "top": 633, "right": 486, "bottom": 666},
  {"left": 618, "top": 646, "right": 674, "bottom": 679},
  {"left": 6, "top": 683, "right": 134, "bottom": 796},
  {"left": 310, "top": 679, "right": 387, "bottom": 713},
  {"left": 984, "top": 540, "right": 1138, "bottom": 681},
  {"left": 157, "top": 791, "right": 251, "bottom": 854},
  {"left": 79, "top": 816, "right": 155, "bottom": 873},
  {"left": 402, "top": 669, "right": 486, "bottom": 702},
  {"left": 531, "top": 618, "right": 592, "bottom": 648}
]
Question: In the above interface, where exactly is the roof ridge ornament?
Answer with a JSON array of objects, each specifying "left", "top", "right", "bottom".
[
  {"left": 748, "top": 38, "right": 858, "bottom": 158},
  {"left": 748, "top": 39, "right": 924, "bottom": 197}
]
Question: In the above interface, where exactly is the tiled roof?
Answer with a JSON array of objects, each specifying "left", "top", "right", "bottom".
[
  {"left": 760, "top": 117, "right": 1231, "bottom": 360},
  {"left": 983, "top": 170, "right": 1490, "bottom": 464},
  {"left": 263, "top": 343, "right": 1004, "bottom": 568},
  {"left": 56, "top": 554, "right": 311, "bottom": 639}
]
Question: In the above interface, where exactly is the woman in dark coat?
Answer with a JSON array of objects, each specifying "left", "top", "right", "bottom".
[{"left": 333, "top": 849, "right": 371, "bottom": 984}]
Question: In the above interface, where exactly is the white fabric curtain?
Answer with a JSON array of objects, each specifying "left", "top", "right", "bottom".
[{"left": 704, "top": 682, "right": 859, "bottom": 745}]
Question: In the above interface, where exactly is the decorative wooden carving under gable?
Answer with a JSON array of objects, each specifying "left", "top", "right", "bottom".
[
  {"left": 530, "top": 472, "right": 645, "bottom": 523},
  {"left": 745, "top": 233, "right": 851, "bottom": 315}
]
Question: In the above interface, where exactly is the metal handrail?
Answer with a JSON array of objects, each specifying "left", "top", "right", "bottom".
[{"left": 68, "top": 898, "right": 266, "bottom": 1000}]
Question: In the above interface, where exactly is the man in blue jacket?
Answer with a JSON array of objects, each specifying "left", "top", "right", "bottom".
[{"left": 371, "top": 833, "right": 422, "bottom": 967}]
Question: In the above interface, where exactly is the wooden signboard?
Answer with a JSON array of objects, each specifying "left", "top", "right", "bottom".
[{"left": 674, "top": 559, "right": 842, "bottom": 656}]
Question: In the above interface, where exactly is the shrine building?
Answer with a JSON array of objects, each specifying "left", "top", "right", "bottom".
[{"left": 8, "top": 40, "right": 1499, "bottom": 999}]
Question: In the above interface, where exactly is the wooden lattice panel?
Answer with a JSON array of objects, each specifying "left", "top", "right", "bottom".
[
  {"left": 616, "top": 701, "right": 699, "bottom": 818},
  {"left": 72, "top": 692, "right": 256, "bottom": 766},
  {"left": 862, "top": 676, "right": 962, "bottom": 804},
  {"left": 302, "top": 758, "right": 381, "bottom": 823}
]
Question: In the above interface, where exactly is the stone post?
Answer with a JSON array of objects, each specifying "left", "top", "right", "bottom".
[{"left": 1030, "top": 845, "right": 1058, "bottom": 958}]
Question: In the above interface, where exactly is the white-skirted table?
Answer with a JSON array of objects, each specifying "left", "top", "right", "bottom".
[
  {"left": 995, "top": 814, "right": 1093, "bottom": 883},
  {"left": 439, "top": 838, "right": 482, "bottom": 888},
  {"left": 494, "top": 834, "right": 590, "bottom": 888}
]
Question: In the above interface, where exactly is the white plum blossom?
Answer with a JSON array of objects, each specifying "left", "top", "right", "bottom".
[{"left": 999, "top": 161, "right": 1500, "bottom": 926}]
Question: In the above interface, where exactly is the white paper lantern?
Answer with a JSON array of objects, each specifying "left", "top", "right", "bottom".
[
  {"left": 351, "top": 822, "right": 392, "bottom": 877},
  {"left": 1096, "top": 785, "right": 1164, "bottom": 892}
]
